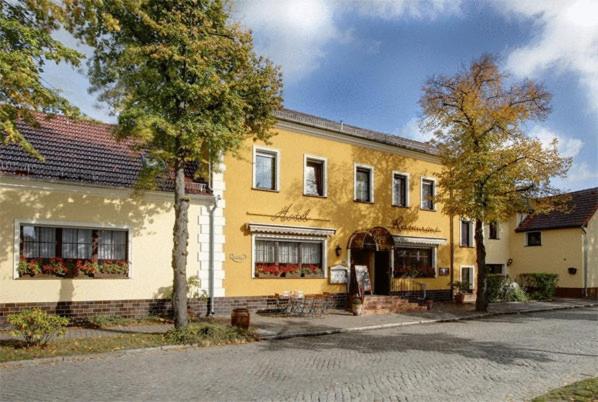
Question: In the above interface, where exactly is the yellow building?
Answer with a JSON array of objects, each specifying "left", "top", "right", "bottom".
[
  {"left": 222, "top": 109, "right": 477, "bottom": 306},
  {"left": 498, "top": 188, "right": 597, "bottom": 298},
  {"left": 1, "top": 111, "right": 594, "bottom": 321}
]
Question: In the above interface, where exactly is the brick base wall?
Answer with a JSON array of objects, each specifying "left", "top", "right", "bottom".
[
  {"left": 555, "top": 287, "right": 598, "bottom": 299},
  {"left": 390, "top": 289, "right": 452, "bottom": 301},
  {"left": 0, "top": 293, "right": 349, "bottom": 324}
]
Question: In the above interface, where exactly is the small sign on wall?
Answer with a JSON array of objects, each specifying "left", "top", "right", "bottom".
[
  {"left": 329, "top": 265, "right": 349, "bottom": 284},
  {"left": 439, "top": 267, "right": 449, "bottom": 276}
]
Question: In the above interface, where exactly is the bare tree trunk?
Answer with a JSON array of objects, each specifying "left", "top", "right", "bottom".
[
  {"left": 172, "top": 161, "right": 189, "bottom": 328},
  {"left": 474, "top": 218, "right": 488, "bottom": 312}
]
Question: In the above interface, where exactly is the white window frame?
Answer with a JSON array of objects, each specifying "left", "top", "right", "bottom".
[
  {"left": 459, "top": 218, "right": 474, "bottom": 247},
  {"left": 391, "top": 171, "right": 410, "bottom": 207},
  {"left": 420, "top": 176, "right": 437, "bottom": 211},
  {"left": 13, "top": 219, "right": 133, "bottom": 280},
  {"left": 354, "top": 163, "right": 374, "bottom": 203},
  {"left": 251, "top": 234, "right": 328, "bottom": 279},
  {"left": 525, "top": 231, "right": 542, "bottom": 247},
  {"left": 460, "top": 265, "right": 475, "bottom": 290},
  {"left": 303, "top": 154, "right": 327, "bottom": 197},
  {"left": 252, "top": 146, "right": 280, "bottom": 191}
]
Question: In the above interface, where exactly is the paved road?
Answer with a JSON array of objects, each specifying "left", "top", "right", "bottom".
[{"left": 1, "top": 308, "right": 597, "bottom": 402}]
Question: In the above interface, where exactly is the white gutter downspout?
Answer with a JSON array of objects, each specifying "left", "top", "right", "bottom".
[
  {"left": 207, "top": 196, "right": 218, "bottom": 315},
  {"left": 581, "top": 226, "right": 588, "bottom": 298}
]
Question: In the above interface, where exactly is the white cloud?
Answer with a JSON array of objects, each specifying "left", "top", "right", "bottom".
[
  {"left": 234, "top": 0, "right": 342, "bottom": 81},
  {"left": 500, "top": 0, "right": 598, "bottom": 113},
  {"left": 234, "top": 0, "right": 464, "bottom": 82},
  {"left": 348, "top": 0, "right": 462, "bottom": 20},
  {"left": 528, "top": 125, "right": 583, "bottom": 158},
  {"left": 395, "top": 117, "right": 435, "bottom": 142}
]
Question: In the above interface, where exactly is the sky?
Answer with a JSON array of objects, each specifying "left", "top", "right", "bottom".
[{"left": 42, "top": 0, "right": 598, "bottom": 191}]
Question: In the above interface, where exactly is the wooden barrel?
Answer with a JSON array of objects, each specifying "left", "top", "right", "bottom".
[{"left": 231, "top": 308, "right": 250, "bottom": 329}]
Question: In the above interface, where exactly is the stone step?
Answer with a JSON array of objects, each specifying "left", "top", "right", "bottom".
[{"left": 360, "top": 295, "right": 427, "bottom": 315}]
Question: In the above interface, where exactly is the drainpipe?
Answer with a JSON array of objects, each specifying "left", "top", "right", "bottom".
[
  {"left": 581, "top": 226, "right": 588, "bottom": 298},
  {"left": 207, "top": 193, "right": 221, "bottom": 316}
]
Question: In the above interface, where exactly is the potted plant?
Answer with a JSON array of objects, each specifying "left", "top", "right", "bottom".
[
  {"left": 17, "top": 258, "right": 42, "bottom": 277},
  {"left": 351, "top": 295, "right": 363, "bottom": 316},
  {"left": 424, "top": 298, "right": 434, "bottom": 310},
  {"left": 452, "top": 281, "right": 470, "bottom": 305}
]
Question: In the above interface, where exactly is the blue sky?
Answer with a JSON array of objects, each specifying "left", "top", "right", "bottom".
[{"left": 43, "top": 0, "right": 598, "bottom": 191}]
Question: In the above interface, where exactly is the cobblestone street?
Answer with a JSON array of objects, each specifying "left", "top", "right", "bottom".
[{"left": 2, "top": 307, "right": 597, "bottom": 402}]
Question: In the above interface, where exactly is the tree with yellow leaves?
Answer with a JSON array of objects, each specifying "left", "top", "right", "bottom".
[{"left": 420, "top": 55, "right": 570, "bottom": 312}]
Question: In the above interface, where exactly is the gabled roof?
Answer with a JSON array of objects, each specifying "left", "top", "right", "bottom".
[
  {"left": 0, "top": 114, "right": 209, "bottom": 194},
  {"left": 516, "top": 187, "right": 598, "bottom": 232},
  {"left": 275, "top": 109, "right": 438, "bottom": 155}
]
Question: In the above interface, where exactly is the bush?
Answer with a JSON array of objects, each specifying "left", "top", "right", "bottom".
[
  {"left": 518, "top": 273, "right": 559, "bottom": 300},
  {"left": 163, "top": 322, "right": 254, "bottom": 346},
  {"left": 487, "top": 276, "right": 528, "bottom": 302},
  {"left": 7, "top": 309, "right": 69, "bottom": 347}
]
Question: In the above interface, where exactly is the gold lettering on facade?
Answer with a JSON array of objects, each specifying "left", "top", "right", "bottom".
[
  {"left": 391, "top": 218, "right": 441, "bottom": 233},
  {"left": 272, "top": 204, "right": 312, "bottom": 222}
]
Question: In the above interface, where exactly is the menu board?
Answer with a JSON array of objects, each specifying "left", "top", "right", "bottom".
[{"left": 354, "top": 265, "right": 372, "bottom": 295}]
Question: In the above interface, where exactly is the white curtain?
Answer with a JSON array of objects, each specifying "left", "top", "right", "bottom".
[
  {"left": 255, "top": 153, "right": 275, "bottom": 189},
  {"left": 98, "top": 230, "right": 127, "bottom": 260},
  {"left": 62, "top": 229, "right": 92, "bottom": 259},
  {"left": 22, "top": 226, "right": 56, "bottom": 258},
  {"left": 278, "top": 242, "right": 299, "bottom": 263},
  {"left": 255, "top": 240, "right": 275, "bottom": 263},
  {"left": 356, "top": 170, "right": 370, "bottom": 200},
  {"left": 301, "top": 243, "right": 321, "bottom": 264}
]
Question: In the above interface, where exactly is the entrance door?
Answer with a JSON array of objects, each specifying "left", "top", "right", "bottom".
[{"left": 374, "top": 251, "right": 390, "bottom": 295}]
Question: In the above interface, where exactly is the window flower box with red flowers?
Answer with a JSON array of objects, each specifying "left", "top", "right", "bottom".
[{"left": 16, "top": 258, "right": 128, "bottom": 279}]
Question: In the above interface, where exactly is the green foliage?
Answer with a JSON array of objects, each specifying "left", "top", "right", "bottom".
[
  {"left": 0, "top": 0, "right": 82, "bottom": 158},
  {"left": 421, "top": 55, "right": 570, "bottom": 223},
  {"left": 518, "top": 273, "right": 558, "bottom": 300},
  {"left": 7, "top": 309, "right": 69, "bottom": 347},
  {"left": 100, "top": 260, "right": 129, "bottom": 275},
  {"left": 452, "top": 281, "right": 471, "bottom": 294},
  {"left": 487, "top": 276, "right": 528, "bottom": 302},
  {"left": 66, "top": 0, "right": 283, "bottom": 169},
  {"left": 163, "top": 322, "right": 255, "bottom": 346},
  {"left": 17, "top": 258, "right": 41, "bottom": 277},
  {"left": 532, "top": 377, "right": 598, "bottom": 402}
]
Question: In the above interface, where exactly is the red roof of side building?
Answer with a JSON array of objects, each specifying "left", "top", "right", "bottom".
[
  {"left": 0, "top": 114, "right": 210, "bottom": 194},
  {"left": 515, "top": 187, "right": 598, "bottom": 232}
]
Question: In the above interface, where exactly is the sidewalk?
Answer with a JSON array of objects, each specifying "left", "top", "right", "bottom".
[{"left": 1, "top": 298, "right": 596, "bottom": 342}]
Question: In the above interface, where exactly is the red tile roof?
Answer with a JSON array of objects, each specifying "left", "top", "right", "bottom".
[
  {"left": 515, "top": 187, "right": 598, "bottom": 232},
  {"left": 0, "top": 114, "right": 210, "bottom": 194}
]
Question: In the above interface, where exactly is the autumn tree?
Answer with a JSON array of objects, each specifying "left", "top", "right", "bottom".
[
  {"left": 1, "top": 0, "right": 82, "bottom": 158},
  {"left": 420, "top": 55, "right": 570, "bottom": 312},
  {"left": 67, "top": 0, "right": 282, "bottom": 328}
]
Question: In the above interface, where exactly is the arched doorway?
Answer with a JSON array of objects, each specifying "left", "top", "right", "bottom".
[{"left": 348, "top": 227, "right": 394, "bottom": 295}]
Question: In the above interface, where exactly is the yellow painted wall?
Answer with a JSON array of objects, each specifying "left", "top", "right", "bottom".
[
  {"left": 508, "top": 227, "right": 584, "bottom": 288},
  {"left": 223, "top": 125, "right": 476, "bottom": 297},
  {"left": 485, "top": 219, "right": 512, "bottom": 268},
  {"left": 0, "top": 178, "right": 204, "bottom": 303}
]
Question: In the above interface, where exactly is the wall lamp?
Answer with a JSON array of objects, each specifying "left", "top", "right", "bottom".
[{"left": 335, "top": 245, "right": 342, "bottom": 257}]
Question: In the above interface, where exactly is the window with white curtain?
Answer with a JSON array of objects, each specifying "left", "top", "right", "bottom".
[
  {"left": 62, "top": 228, "right": 92, "bottom": 259},
  {"left": 254, "top": 238, "right": 324, "bottom": 278},
  {"left": 19, "top": 224, "right": 128, "bottom": 261}
]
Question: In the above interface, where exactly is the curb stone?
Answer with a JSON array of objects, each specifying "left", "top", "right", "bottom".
[{"left": 1, "top": 302, "right": 596, "bottom": 368}]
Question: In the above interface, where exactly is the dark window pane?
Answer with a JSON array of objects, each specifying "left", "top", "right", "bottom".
[
  {"left": 527, "top": 232, "right": 541, "bottom": 246},
  {"left": 393, "top": 174, "right": 407, "bottom": 206},
  {"left": 305, "top": 159, "right": 324, "bottom": 196},
  {"left": 421, "top": 179, "right": 434, "bottom": 209},
  {"left": 461, "top": 220, "right": 472, "bottom": 246},
  {"left": 487, "top": 264, "right": 504, "bottom": 275},
  {"left": 489, "top": 222, "right": 499, "bottom": 239},
  {"left": 393, "top": 247, "right": 435, "bottom": 278}
]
